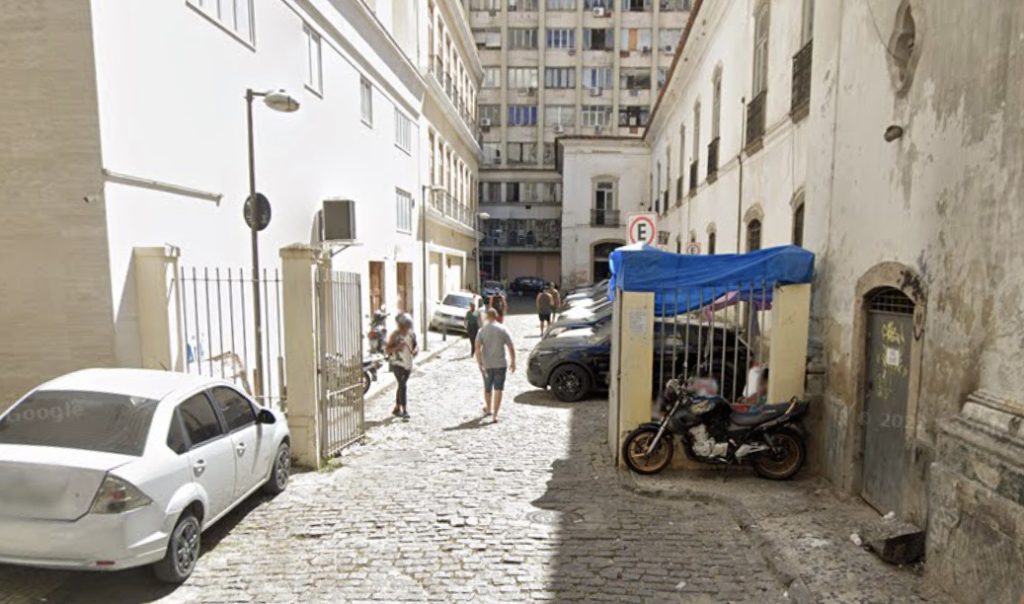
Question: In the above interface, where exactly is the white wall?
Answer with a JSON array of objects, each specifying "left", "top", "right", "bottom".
[
  {"left": 89, "top": 0, "right": 425, "bottom": 365},
  {"left": 559, "top": 138, "right": 649, "bottom": 288}
]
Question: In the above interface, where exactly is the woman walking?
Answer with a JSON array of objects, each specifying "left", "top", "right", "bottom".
[
  {"left": 465, "top": 301, "right": 481, "bottom": 357},
  {"left": 385, "top": 313, "right": 418, "bottom": 419}
]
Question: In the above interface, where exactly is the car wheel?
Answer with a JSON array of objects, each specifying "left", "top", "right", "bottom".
[
  {"left": 153, "top": 511, "right": 201, "bottom": 583},
  {"left": 549, "top": 365, "right": 590, "bottom": 402},
  {"left": 262, "top": 441, "right": 291, "bottom": 495}
]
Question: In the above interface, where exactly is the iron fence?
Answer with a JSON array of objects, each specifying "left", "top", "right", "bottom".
[
  {"left": 316, "top": 270, "right": 365, "bottom": 458},
  {"left": 178, "top": 266, "right": 286, "bottom": 411}
]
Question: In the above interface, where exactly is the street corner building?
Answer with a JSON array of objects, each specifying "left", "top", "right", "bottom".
[
  {"left": 555, "top": 0, "right": 1024, "bottom": 600},
  {"left": 0, "top": 0, "right": 484, "bottom": 417}
]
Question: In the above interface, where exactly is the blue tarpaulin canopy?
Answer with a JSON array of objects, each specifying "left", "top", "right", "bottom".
[{"left": 609, "top": 244, "right": 815, "bottom": 316}]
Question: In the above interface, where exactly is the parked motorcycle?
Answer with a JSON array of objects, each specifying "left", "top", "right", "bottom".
[
  {"left": 367, "top": 307, "right": 388, "bottom": 355},
  {"left": 622, "top": 377, "right": 809, "bottom": 479},
  {"left": 362, "top": 355, "right": 384, "bottom": 395}
]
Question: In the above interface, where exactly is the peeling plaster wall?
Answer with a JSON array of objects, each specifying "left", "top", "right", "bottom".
[{"left": 807, "top": 0, "right": 1024, "bottom": 524}]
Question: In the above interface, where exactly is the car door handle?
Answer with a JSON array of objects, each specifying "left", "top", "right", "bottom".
[
  {"left": 236, "top": 443, "right": 247, "bottom": 456},
  {"left": 193, "top": 459, "right": 206, "bottom": 476}
]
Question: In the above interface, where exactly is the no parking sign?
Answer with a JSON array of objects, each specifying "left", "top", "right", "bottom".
[{"left": 626, "top": 212, "right": 658, "bottom": 246}]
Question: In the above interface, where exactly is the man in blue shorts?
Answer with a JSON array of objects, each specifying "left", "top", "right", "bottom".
[{"left": 474, "top": 308, "right": 516, "bottom": 423}]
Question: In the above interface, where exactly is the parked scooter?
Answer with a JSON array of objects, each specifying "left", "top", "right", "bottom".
[
  {"left": 622, "top": 377, "right": 809, "bottom": 479},
  {"left": 367, "top": 307, "right": 388, "bottom": 355},
  {"left": 362, "top": 355, "right": 384, "bottom": 395}
]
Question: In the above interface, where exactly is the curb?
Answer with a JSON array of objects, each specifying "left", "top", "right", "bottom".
[{"left": 617, "top": 471, "right": 818, "bottom": 604}]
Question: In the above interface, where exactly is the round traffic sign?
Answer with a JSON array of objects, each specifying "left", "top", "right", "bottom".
[
  {"left": 627, "top": 213, "right": 658, "bottom": 245},
  {"left": 244, "top": 193, "right": 272, "bottom": 231}
]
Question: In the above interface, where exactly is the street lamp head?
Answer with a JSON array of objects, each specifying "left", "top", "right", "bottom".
[
  {"left": 477, "top": 212, "right": 491, "bottom": 220},
  {"left": 263, "top": 90, "right": 301, "bottom": 113}
]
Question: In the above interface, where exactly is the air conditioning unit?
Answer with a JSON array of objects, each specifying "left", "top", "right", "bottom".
[
  {"left": 590, "top": 87, "right": 602, "bottom": 96},
  {"left": 593, "top": 6, "right": 607, "bottom": 17},
  {"left": 488, "top": 9, "right": 497, "bottom": 16},
  {"left": 527, "top": 87, "right": 537, "bottom": 95},
  {"left": 519, "top": 87, "right": 530, "bottom": 95},
  {"left": 663, "top": 45, "right": 674, "bottom": 53},
  {"left": 321, "top": 199, "right": 357, "bottom": 243},
  {"left": 595, "top": 124, "right": 604, "bottom": 134},
  {"left": 629, "top": 88, "right": 639, "bottom": 96},
  {"left": 480, "top": 117, "right": 492, "bottom": 128},
  {"left": 641, "top": 46, "right": 651, "bottom": 54},
  {"left": 568, "top": 48, "right": 576, "bottom": 56}
]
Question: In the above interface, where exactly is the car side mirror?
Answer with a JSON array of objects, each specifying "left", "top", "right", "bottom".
[{"left": 257, "top": 409, "right": 276, "bottom": 425}]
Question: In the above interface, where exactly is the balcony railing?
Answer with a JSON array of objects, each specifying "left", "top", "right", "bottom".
[
  {"left": 428, "top": 56, "right": 477, "bottom": 135},
  {"left": 791, "top": 40, "right": 813, "bottom": 119},
  {"left": 429, "top": 189, "right": 474, "bottom": 229},
  {"left": 481, "top": 219, "right": 561, "bottom": 248},
  {"left": 688, "top": 160, "right": 698, "bottom": 195},
  {"left": 745, "top": 91, "right": 767, "bottom": 148},
  {"left": 707, "top": 137, "right": 720, "bottom": 178},
  {"left": 591, "top": 208, "right": 621, "bottom": 227}
]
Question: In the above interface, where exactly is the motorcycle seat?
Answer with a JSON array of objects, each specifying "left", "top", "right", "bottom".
[{"left": 730, "top": 402, "right": 791, "bottom": 426}]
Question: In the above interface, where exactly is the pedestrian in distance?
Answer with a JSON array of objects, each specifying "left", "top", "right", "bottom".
[
  {"left": 465, "top": 301, "right": 481, "bottom": 357},
  {"left": 488, "top": 291, "right": 508, "bottom": 323},
  {"left": 475, "top": 308, "right": 516, "bottom": 423},
  {"left": 549, "top": 283, "right": 561, "bottom": 318},
  {"left": 385, "top": 313, "right": 419, "bottom": 420},
  {"left": 536, "top": 287, "right": 554, "bottom": 336}
]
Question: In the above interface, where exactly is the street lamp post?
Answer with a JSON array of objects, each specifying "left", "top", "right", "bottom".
[{"left": 245, "top": 88, "right": 299, "bottom": 399}]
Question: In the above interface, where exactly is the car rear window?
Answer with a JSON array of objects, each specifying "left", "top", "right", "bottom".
[
  {"left": 0, "top": 390, "right": 159, "bottom": 456},
  {"left": 442, "top": 295, "right": 472, "bottom": 308}
]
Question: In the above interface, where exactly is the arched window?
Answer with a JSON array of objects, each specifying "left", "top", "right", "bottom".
[
  {"left": 708, "top": 229, "right": 717, "bottom": 254},
  {"left": 746, "top": 219, "right": 762, "bottom": 252},
  {"left": 792, "top": 201, "right": 805, "bottom": 247}
]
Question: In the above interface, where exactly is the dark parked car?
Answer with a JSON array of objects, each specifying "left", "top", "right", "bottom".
[
  {"left": 543, "top": 300, "right": 613, "bottom": 338},
  {"left": 510, "top": 276, "right": 547, "bottom": 296},
  {"left": 527, "top": 320, "right": 750, "bottom": 402}
]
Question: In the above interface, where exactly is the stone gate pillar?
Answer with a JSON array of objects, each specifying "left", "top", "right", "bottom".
[{"left": 280, "top": 244, "right": 321, "bottom": 469}]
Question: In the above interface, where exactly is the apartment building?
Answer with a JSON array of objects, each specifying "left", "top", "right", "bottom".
[
  {"left": 469, "top": 0, "right": 690, "bottom": 284},
  {"left": 0, "top": 0, "right": 433, "bottom": 408}
]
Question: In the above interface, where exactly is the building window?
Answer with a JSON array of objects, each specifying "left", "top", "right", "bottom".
[
  {"left": 711, "top": 69, "right": 722, "bottom": 140},
  {"left": 582, "top": 67, "right": 614, "bottom": 90},
  {"left": 792, "top": 197, "right": 805, "bottom": 246},
  {"left": 482, "top": 142, "right": 502, "bottom": 165},
  {"left": 480, "top": 182, "right": 502, "bottom": 203},
  {"left": 625, "top": 0, "right": 651, "bottom": 11},
  {"left": 482, "top": 67, "right": 501, "bottom": 88},
  {"left": 692, "top": 100, "right": 701, "bottom": 172},
  {"left": 505, "top": 182, "right": 521, "bottom": 202},
  {"left": 546, "top": 105, "right": 576, "bottom": 128},
  {"left": 581, "top": 105, "right": 612, "bottom": 128},
  {"left": 303, "top": 24, "right": 322, "bottom": 95},
  {"left": 396, "top": 189, "right": 413, "bottom": 233},
  {"left": 546, "top": 28, "right": 576, "bottom": 50},
  {"left": 479, "top": 104, "right": 501, "bottom": 126},
  {"left": 507, "top": 105, "right": 538, "bottom": 126},
  {"left": 546, "top": 0, "right": 576, "bottom": 10},
  {"left": 658, "top": 28, "right": 682, "bottom": 53},
  {"left": 473, "top": 28, "right": 502, "bottom": 49},
  {"left": 509, "top": 28, "right": 539, "bottom": 49},
  {"left": 584, "top": 28, "right": 614, "bottom": 50},
  {"left": 620, "top": 68, "right": 651, "bottom": 91},
  {"left": 545, "top": 67, "right": 576, "bottom": 88},
  {"left": 620, "top": 28, "right": 653, "bottom": 52},
  {"left": 360, "top": 78, "right": 373, "bottom": 126},
  {"left": 508, "top": 67, "right": 540, "bottom": 89},
  {"left": 187, "top": 0, "right": 254, "bottom": 45},
  {"left": 661, "top": 0, "right": 691, "bottom": 11},
  {"left": 593, "top": 181, "right": 616, "bottom": 225},
  {"left": 394, "top": 108, "right": 413, "bottom": 152},
  {"left": 619, "top": 106, "right": 649, "bottom": 128},
  {"left": 508, "top": 0, "right": 539, "bottom": 10},
  {"left": 708, "top": 229, "right": 717, "bottom": 254},
  {"left": 471, "top": 0, "right": 502, "bottom": 9},
  {"left": 746, "top": 219, "right": 762, "bottom": 252},
  {"left": 752, "top": 0, "right": 770, "bottom": 96},
  {"left": 507, "top": 142, "right": 537, "bottom": 165}
]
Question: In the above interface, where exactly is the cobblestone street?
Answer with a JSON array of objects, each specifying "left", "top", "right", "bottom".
[{"left": 0, "top": 309, "right": 945, "bottom": 603}]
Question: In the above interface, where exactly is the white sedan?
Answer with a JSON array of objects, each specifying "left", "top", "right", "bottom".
[{"left": 0, "top": 369, "right": 291, "bottom": 583}]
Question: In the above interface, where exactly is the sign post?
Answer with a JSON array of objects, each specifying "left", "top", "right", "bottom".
[{"left": 626, "top": 212, "right": 658, "bottom": 246}]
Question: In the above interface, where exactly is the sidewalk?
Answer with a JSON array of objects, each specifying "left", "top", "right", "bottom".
[{"left": 621, "top": 469, "right": 952, "bottom": 603}]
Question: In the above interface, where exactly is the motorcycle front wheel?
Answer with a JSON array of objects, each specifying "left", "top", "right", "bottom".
[
  {"left": 622, "top": 426, "right": 674, "bottom": 475},
  {"left": 751, "top": 428, "right": 806, "bottom": 480}
]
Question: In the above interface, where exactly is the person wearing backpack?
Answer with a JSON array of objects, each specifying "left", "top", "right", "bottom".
[{"left": 385, "top": 313, "right": 419, "bottom": 419}]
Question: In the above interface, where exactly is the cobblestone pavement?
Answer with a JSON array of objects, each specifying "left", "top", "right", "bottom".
[{"left": 0, "top": 307, "right": 944, "bottom": 603}]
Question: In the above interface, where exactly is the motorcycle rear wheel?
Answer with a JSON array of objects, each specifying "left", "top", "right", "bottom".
[
  {"left": 751, "top": 428, "right": 806, "bottom": 480},
  {"left": 622, "top": 426, "right": 674, "bottom": 475}
]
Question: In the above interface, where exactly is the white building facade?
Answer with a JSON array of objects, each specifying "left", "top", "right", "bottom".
[{"left": 0, "top": 0, "right": 439, "bottom": 408}]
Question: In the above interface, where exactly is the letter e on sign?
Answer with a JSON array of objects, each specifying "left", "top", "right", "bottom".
[{"left": 626, "top": 213, "right": 658, "bottom": 245}]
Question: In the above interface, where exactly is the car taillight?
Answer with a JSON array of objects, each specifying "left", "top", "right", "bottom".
[{"left": 90, "top": 475, "right": 152, "bottom": 514}]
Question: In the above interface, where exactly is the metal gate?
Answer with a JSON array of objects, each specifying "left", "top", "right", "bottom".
[
  {"left": 862, "top": 287, "right": 914, "bottom": 514},
  {"left": 316, "top": 269, "right": 365, "bottom": 458}
]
